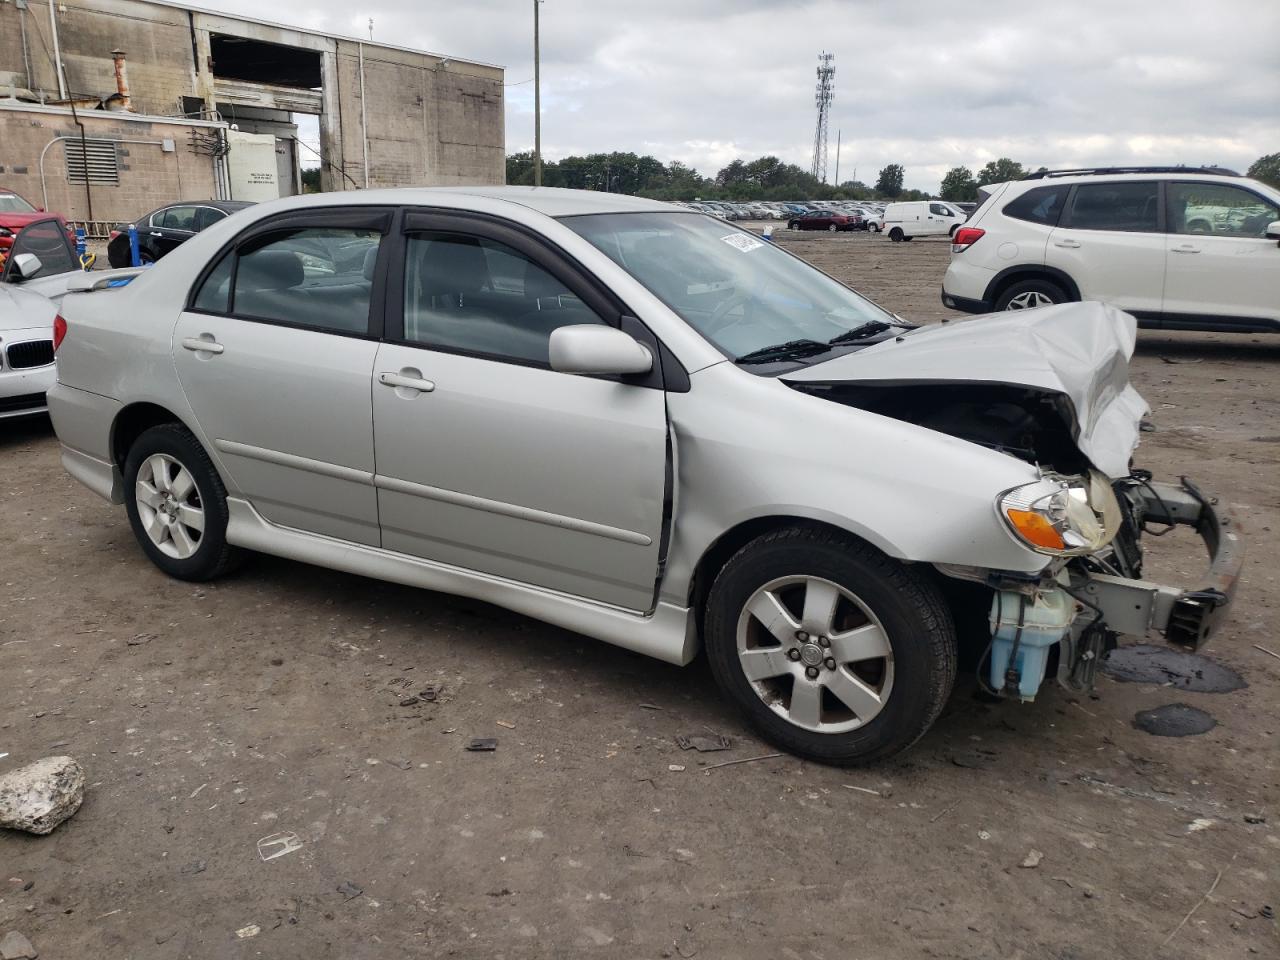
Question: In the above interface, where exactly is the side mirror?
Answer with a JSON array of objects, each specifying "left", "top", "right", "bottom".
[
  {"left": 549, "top": 324, "right": 653, "bottom": 377},
  {"left": 10, "top": 252, "right": 43, "bottom": 281},
  {"left": 1266, "top": 220, "right": 1280, "bottom": 240}
]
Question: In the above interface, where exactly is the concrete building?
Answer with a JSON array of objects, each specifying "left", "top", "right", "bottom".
[{"left": 0, "top": 0, "right": 504, "bottom": 231}]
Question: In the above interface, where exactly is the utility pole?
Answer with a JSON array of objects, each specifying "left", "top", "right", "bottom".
[
  {"left": 833, "top": 129, "right": 841, "bottom": 186},
  {"left": 533, "top": 0, "right": 542, "bottom": 186}
]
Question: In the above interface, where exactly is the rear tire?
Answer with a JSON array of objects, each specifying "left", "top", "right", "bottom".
[
  {"left": 123, "top": 424, "right": 241, "bottom": 582},
  {"left": 994, "top": 277, "right": 1068, "bottom": 311},
  {"left": 704, "top": 525, "right": 957, "bottom": 766},
  {"left": 888, "top": 227, "right": 904, "bottom": 242}
]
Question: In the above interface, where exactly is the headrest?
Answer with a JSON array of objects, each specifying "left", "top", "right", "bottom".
[
  {"left": 238, "top": 249, "right": 303, "bottom": 290},
  {"left": 414, "top": 236, "right": 490, "bottom": 298},
  {"left": 362, "top": 245, "right": 379, "bottom": 281}
]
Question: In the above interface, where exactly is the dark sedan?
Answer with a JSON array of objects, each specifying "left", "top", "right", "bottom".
[
  {"left": 107, "top": 200, "right": 253, "bottom": 268},
  {"left": 786, "top": 210, "right": 860, "bottom": 232}
]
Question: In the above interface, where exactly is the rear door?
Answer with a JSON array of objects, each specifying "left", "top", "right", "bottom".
[
  {"left": 1163, "top": 180, "right": 1280, "bottom": 327},
  {"left": 370, "top": 210, "right": 669, "bottom": 611},
  {"left": 173, "top": 207, "right": 392, "bottom": 545},
  {"left": 1046, "top": 180, "right": 1166, "bottom": 314}
]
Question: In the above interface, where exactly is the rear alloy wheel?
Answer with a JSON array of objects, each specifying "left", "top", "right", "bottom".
[
  {"left": 124, "top": 424, "right": 241, "bottom": 581},
  {"left": 888, "top": 227, "right": 904, "bottom": 242},
  {"left": 704, "top": 525, "right": 956, "bottom": 765},
  {"left": 995, "top": 278, "right": 1067, "bottom": 311}
]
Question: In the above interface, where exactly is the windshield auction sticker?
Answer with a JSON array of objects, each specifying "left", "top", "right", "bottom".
[{"left": 720, "top": 233, "right": 764, "bottom": 253}]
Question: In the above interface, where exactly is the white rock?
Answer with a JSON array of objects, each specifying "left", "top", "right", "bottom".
[
  {"left": 0, "top": 756, "right": 86, "bottom": 835},
  {"left": 0, "top": 929, "right": 37, "bottom": 959}
]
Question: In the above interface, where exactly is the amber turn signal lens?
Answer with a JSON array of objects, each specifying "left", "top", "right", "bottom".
[{"left": 1005, "top": 508, "right": 1066, "bottom": 551}]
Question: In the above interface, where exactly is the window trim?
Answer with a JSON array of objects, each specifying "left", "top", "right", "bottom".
[
  {"left": 1165, "top": 179, "right": 1280, "bottom": 239},
  {"left": 1060, "top": 180, "right": 1165, "bottom": 234},
  {"left": 184, "top": 206, "right": 397, "bottom": 340}
]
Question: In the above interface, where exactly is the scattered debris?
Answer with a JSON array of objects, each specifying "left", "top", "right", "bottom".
[
  {"left": 1252, "top": 644, "right": 1280, "bottom": 661},
  {"left": 1261, "top": 905, "right": 1275, "bottom": 920},
  {"left": 1102, "top": 645, "right": 1245, "bottom": 693},
  {"left": 257, "top": 831, "right": 304, "bottom": 862},
  {"left": 188, "top": 783, "right": 207, "bottom": 800},
  {"left": 668, "top": 764, "right": 685, "bottom": 772},
  {"left": 930, "top": 801, "right": 960, "bottom": 824},
  {"left": 154, "top": 930, "right": 177, "bottom": 945},
  {"left": 179, "top": 859, "right": 207, "bottom": 875},
  {"left": 1139, "top": 420, "right": 1157, "bottom": 433},
  {"left": 418, "top": 685, "right": 440, "bottom": 702},
  {"left": 0, "top": 931, "right": 36, "bottom": 960},
  {"left": 385, "top": 759, "right": 412, "bottom": 770},
  {"left": 1020, "top": 849, "right": 1044, "bottom": 869},
  {"left": 843, "top": 785, "right": 882, "bottom": 797},
  {"left": 465, "top": 738, "right": 498, "bottom": 752},
  {"left": 1159, "top": 356, "right": 1202, "bottom": 364},
  {"left": 675, "top": 734, "right": 731, "bottom": 753},
  {"left": 1187, "top": 818, "right": 1216, "bottom": 832},
  {"left": 947, "top": 750, "right": 998, "bottom": 769},
  {"left": 1162, "top": 867, "right": 1223, "bottom": 947},
  {"left": 234, "top": 924, "right": 261, "bottom": 940},
  {"left": 337, "top": 880, "right": 363, "bottom": 902},
  {"left": 486, "top": 887, "right": 513, "bottom": 897},
  {"left": 0, "top": 756, "right": 86, "bottom": 835},
  {"left": 638, "top": 703, "right": 663, "bottom": 711},
  {"left": 978, "top": 830, "right": 991, "bottom": 841},
  {"left": 1133, "top": 704, "right": 1217, "bottom": 737},
  {"left": 1052, "top": 876, "right": 1074, "bottom": 889},
  {"left": 496, "top": 720, "right": 517, "bottom": 730},
  {"left": 700, "top": 753, "right": 784, "bottom": 772},
  {"left": 1244, "top": 814, "right": 1266, "bottom": 824},
  {"left": 126, "top": 633, "right": 156, "bottom": 646}
]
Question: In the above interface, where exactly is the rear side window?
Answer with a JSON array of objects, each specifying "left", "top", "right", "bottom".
[
  {"left": 1002, "top": 185, "right": 1069, "bottom": 226},
  {"left": 161, "top": 206, "right": 198, "bottom": 231},
  {"left": 193, "top": 207, "right": 226, "bottom": 232},
  {"left": 1065, "top": 181, "right": 1159, "bottom": 233}
]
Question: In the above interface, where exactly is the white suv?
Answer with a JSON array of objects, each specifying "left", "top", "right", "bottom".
[{"left": 942, "top": 167, "right": 1280, "bottom": 331}]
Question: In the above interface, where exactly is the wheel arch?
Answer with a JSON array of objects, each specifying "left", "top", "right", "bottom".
[
  {"left": 983, "top": 264, "right": 1081, "bottom": 305},
  {"left": 110, "top": 402, "right": 200, "bottom": 470}
]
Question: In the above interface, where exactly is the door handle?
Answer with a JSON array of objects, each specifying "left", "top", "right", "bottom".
[
  {"left": 181, "top": 336, "right": 223, "bottom": 355},
  {"left": 1053, "top": 239, "right": 1081, "bottom": 249},
  {"left": 379, "top": 370, "right": 435, "bottom": 393},
  {"left": 151, "top": 231, "right": 163, "bottom": 237},
  {"left": 1170, "top": 245, "right": 1201, "bottom": 254}
]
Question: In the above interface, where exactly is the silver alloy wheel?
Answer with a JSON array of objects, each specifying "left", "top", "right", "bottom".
[
  {"left": 135, "top": 453, "right": 205, "bottom": 559},
  {"left": 735, "top": 575, "right": 894, "bottom": 733},
  {"left": 1005, "top": 290, "right": 1056, "bottom": 310}
]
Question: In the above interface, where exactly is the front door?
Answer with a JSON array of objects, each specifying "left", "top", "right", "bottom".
[
  {"left": 1163, "top": 180, "right": 1280, "bottom": 326},
  {"left": 173, "top": 209, "right": 392, "bottom": 544},
  {"left": 1046, "top": 180, "right": 1166, "bottom": 314},
  {"left": 371, "top": 213, "right": 669, "bottom": 611}
]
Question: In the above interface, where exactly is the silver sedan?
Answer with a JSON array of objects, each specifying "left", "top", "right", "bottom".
[{"left": 46, "top": 188, "right": 1241, "bottom": 764}]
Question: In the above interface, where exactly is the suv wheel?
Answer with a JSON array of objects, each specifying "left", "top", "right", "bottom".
[
  {"left": 888, "top": 227, "right": 904, "bottom": 242},
  {"left": 704, "top": 525, "right": 957, "bottom": 766},
  {"left": 123, "top": 424, "right": 241, "bottom": 581},
  {"left": 995, "top": 278, "right": 1067, "bottom": 311}
]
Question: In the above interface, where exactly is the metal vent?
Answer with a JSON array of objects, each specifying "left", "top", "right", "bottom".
[{"left": 65, "top": 139, "right": 120, "bottom": 184}]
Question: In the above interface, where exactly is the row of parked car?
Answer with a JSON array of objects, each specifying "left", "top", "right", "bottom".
[{"left": 672, "top": 199, "right": 890, "bottom": 227}]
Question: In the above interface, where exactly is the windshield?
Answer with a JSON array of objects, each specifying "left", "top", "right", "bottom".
[
  {"left": 0, "top": 193, "right": 38, "bottom": 214},
  {"left": 562, "top": 211, "right": 897, "bottom": 364}
]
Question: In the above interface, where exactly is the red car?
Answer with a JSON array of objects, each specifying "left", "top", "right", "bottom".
[
  {"left": 0, "top": 189, "right": 73, "bottom": 260},
  {"left": 785, "top": 210, "right": 862, "bottom": 232}
]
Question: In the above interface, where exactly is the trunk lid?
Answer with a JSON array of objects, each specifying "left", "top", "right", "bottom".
[{"left": 781, "top": 302, "right": 1149, "bottom": 478}]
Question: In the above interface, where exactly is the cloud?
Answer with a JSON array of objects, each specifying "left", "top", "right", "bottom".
[{"left": 202, "top": 0, "right": 1280, "bottom": 191}]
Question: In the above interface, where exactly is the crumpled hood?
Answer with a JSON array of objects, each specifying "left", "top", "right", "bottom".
[
  {"left": 782, "top": 301, "right": 1150, "bottom": 478},
  {"left": 0, "top": 282, "right": 57, "bottom": 334}
]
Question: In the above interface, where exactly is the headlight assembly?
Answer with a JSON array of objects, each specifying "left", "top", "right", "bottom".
[{"left": 998, "top": 471, "right": 1121, "bottom": 556}]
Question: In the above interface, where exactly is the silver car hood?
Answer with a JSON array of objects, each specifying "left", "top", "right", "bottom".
[
  {"left": 0, "top": 281, "right": 57, "bottom": 333},
  {"left": 783, "top": 301, "right": 1150, "bottom": 478}
]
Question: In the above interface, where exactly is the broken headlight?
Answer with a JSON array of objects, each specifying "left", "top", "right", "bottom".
[{"left": 998, "top": 471, "right": 1121, "bottom": 556}]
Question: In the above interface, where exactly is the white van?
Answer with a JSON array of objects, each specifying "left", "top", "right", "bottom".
[{"left": 882, "top": 201, "right": 966, "bottom": 241}]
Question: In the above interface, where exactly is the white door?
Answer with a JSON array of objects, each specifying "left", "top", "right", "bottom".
[
  {"left": 1046, "top": 180, "right": 1166, "bottom": 313},
  {"left": 1163, "top": 181, "right": 1280, "bottom": 326},
  {"left": 174, "top": 218, "right": 388, "bottom": 544},
  {"left": 371, "top": 219, "right": 669, "bottom": 611}
]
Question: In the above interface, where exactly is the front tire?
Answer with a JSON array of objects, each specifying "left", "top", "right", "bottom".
[
  {"left": 994, "top": 277, "right": 1067, "bottom": 311},
  {"left": 827, "top": 223, "right": 838, "bottom": 232},
  {"left": 704, "top": 525, "right": 957, "bottom": 766},
  {"left": 123, "top": 424, "right": 241, "bottom": 581}
]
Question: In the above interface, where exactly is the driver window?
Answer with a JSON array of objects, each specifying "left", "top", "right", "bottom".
[
  {"left": 401, "top": 232, "right": 606, "bottom": 365},
  {"left": 1167, "top": 182, "right": 1279, "bottom": 238}
]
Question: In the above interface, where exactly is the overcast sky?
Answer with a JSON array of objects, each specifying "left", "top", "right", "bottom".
[{"left": 202, "top": 0, "right": 1279, "bottom": 191}]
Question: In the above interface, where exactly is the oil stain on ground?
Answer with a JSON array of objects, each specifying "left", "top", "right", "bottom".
[
  {"left": 1133, "top": 703, "right": 1217, "bottom": 737},
  {"left": 1102, "top": 644, "right": 1246, "bottom": 693}
]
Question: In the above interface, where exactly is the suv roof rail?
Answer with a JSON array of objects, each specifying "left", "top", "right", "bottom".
[{"left": 1021, "top": 165, "right": 1241, "bottom": 180}]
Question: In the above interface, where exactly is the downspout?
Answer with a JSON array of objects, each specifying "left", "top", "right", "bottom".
[
  {"left": 47, "top": 0, "right": 66, "bottom": 100},
  {"left": 19, "top": 3, "right": 33, "bottom": 94},
  {"left": 358, "top": 42, "right": 370, "bottom": 188}
]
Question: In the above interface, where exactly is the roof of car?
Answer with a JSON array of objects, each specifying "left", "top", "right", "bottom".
[{"left": 421, "top": 186, "right": 677, "bottom": 217}]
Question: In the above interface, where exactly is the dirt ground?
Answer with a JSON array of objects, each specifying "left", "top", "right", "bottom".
[{"left": 2, "top": 230, "right": 1277, "bottom": 959}]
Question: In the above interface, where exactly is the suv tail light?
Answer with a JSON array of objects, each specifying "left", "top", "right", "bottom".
[
  {"left": 951, "top": 226, "right": 985, "bottom": 253},
  {"left": 53, "top": 314, "right": 67, "bottom": 352}
]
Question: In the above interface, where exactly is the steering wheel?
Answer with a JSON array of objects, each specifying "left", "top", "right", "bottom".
[{"left": 704, "top": 290, "right": 752, "bottom": 335}]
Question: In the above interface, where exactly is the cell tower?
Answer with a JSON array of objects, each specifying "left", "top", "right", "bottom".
[{"left": 811, "top": 52, "right": 835, "bottom": 182}]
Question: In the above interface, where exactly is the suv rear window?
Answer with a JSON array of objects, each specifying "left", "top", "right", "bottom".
[
  {"left": 1065, "top": 181, "right": 1160, "bottom": 233},
  {"left": 1003, "top": 185, "right": 1069, "bottom": 226}
]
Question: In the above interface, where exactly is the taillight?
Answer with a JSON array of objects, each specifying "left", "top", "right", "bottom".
[
  {"left": 53, "top": 314, "right": 67, "bottom": 352},
  {"left": 952, "top": 227, "right": 985, "bottom": 253}
]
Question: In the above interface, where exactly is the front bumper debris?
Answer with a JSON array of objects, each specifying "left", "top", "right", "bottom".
[{"left": 1074, "top": 477, "right": 1243, "bottom": 650}]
